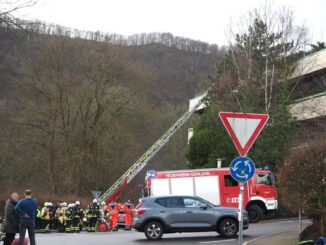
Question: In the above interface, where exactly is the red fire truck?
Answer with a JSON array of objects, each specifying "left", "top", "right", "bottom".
[{"left": 143, "top": 168, "right": 278, "bottom": 223}]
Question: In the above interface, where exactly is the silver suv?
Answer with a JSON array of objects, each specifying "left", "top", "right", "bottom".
[{"left": 133, "top": 195, "right": 249, "bottom": 240}]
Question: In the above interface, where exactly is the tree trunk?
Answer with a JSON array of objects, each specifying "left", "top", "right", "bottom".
[
  {"left": 321, "top": 208, "right": 326, "bottom": 236},
  {"left": 298, "top": 207, "right": 302, "bottom": 233}
]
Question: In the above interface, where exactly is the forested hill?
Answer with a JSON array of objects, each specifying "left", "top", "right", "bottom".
[
  {"left": 127, "top": 44, "right": 217, "bottom": 106},
  {"left": 0, "top": 20, "right": 223, "bottom": 200}
]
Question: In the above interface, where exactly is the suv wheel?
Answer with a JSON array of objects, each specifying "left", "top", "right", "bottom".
[
  {"left": 218, "top": 218, "right": 238, "bottom": 238},
  {"left": 144, "top": 221, "right": 164, "bottom": 241}
]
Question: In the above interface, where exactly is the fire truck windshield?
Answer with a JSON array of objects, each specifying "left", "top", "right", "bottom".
[{"left": 256, "top": 173, "right": 273, "bottom": 186}]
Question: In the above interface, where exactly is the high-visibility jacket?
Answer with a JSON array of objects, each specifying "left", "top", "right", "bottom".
[
  {"left": 122, "top": 202, "right": 133, "bottom": 226},
  {"left": 86, "top": 204, "right": 101, "bottom": 218},
  {"left": 65, "top": 208, "right": 73, "bottom": 220},
  {"left": 36, "top": 209, "right": 42, "bottom": 220},
  {"left": 108, "top": 203, "right": 119, "bottom": 229},
  {"left": 41, "top": 207, "right": 50, "bottom": 220},
  {"left": 55, "top": 207, "right": 64, "bottom": 218},
  {"left": 102, "top": 205, "right": 111, "bottom": 220},
  {"left": 75, "top": 206, "right": 83, "bottom": 219},
  {"left": 61, "top": 207, "right": 68, "bottom": 219}
]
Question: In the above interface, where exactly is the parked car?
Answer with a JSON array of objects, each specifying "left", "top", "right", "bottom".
[{"left": 133, "top": 195, "right": 249, "bottom": 241}]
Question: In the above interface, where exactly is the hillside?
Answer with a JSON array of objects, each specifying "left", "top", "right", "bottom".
[
  {"left": 128, "top": 44, "right": 215, "bottom": 105},
  {"left": 0, "top": 21, "right": 222, "bottom": 201}
]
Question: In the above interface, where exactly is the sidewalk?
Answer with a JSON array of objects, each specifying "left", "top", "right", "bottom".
[
  {"left": 245, "top": 231, "right": 299, "bottom": 245},
  {"left": 244, "top": 218, "right": 308, "bottom": 245}
]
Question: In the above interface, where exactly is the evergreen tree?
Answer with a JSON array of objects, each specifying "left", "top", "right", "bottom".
[{"left": 187, "top": 16, "right": 301, "bottom": 169}]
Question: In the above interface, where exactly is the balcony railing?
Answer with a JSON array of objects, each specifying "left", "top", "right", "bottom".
[{"left": 290, "top": 91, "right": 326, "bottom": 120}]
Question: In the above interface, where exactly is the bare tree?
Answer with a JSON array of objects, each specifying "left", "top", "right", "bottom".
[
  {"left": 0, "top": 0, "right": 38, "bottom": 28},
  {"left": 222, "top": 3, "right": 309, "bottom": 113}
]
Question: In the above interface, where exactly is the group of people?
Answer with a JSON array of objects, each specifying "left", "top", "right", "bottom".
[
  {"left": 34, "top": 199, "right": 134, "bottom": 233},
  {"left": 35, "top": 201, "right": 83, "bottom": 233},
  {"left": 2, "top": 190, "right": 37, "bottom": 245},
  {"left": 101, "top": 199, "right": 134, "bottom": 231},
  {"left": 1, "top": 190, "right": 135, "bottom": 245},
  {"left": 81, "top": 199, "right": 134, "bottom": 232}
]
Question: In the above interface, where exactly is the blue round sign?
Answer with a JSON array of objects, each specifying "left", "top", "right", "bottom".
[{"left": 230, "top": 156, "right": 255, "bottom": 182}]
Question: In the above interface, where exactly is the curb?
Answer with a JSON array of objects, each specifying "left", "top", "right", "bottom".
[{"left": 259, "top": 217, "right": 308, "bottom": 224}]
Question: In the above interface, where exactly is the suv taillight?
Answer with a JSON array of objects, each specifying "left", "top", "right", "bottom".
[
  {"left": 135, "top": 209, "right": 145, "bottom": 215},
  {"left": 134, "top": 202, "right": 145, "bottom": 215}
]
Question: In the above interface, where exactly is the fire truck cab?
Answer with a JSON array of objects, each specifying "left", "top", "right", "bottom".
[{"left": 144, "top": 168, "right": 277, "bottom": 223}]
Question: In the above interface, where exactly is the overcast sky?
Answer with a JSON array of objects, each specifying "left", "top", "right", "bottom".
[{"left": 13, "top": 0, "right": 326, "bottom": 45}]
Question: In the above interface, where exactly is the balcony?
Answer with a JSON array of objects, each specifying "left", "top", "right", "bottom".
[{"left": 290, "top": 91, "right": 326, "bottom": 120}]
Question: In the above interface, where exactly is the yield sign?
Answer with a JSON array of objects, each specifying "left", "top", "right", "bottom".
[{"left": 219, "top": 112, "right": 269, "bottom": 156}]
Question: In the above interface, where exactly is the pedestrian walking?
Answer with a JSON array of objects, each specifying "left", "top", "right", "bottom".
[
  {"left": 2, "top": 192, "right": 19, "bottom": 245},
  {"left": 15, "top": 189, "right": 38, "bottom": 245}
]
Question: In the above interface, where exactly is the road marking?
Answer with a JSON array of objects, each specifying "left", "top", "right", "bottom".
[
  {"left": 303, "top": 221, "right": 312, "bottom": 224},
  {"left": 243, "top": 230, "right": 290, "bottom": 245},
  {"left": 200, "top": 239, "right": 236, "bottom": 244}
]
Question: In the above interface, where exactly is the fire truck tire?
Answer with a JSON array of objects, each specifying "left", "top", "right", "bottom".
[
  {"left": 144, "top": 221, "right": 164, "bottom": 241},
  {"left": 247, "top": 204, "right": 263, "bottom": 223},
  {"left": 218, "top": 218, "right": 238, "bottom": 238}
]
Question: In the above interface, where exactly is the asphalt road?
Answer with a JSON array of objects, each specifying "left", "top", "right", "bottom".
[{"left": 32, "top": 219, "right": 309, "bottom": 245}]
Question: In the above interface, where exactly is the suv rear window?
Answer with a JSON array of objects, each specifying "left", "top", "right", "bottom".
[
  {"left": 155, "top": 197, "right": 181, "bottom": 208},
  {"left": 183, "top": 197, "right": 206, "bottom": 208}
]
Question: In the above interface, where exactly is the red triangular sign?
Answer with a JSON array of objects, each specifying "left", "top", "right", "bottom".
[{"left": 219, "top": 112, "right": 269, "bottom": 156}]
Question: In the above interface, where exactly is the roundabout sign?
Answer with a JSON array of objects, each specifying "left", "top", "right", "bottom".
[{"left": 230, "top": 156, "right": 255, "bottom": 182}]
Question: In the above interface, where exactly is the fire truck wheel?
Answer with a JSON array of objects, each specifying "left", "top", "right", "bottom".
[
  {"left": 144, "top": 221, "right": 164, "bottom": 241},
  {"left": 218, "top": 218, "right": 238, "bottom": 238},
  {"left": 247, "top": 204, "right": 263, "bottom": 223}
]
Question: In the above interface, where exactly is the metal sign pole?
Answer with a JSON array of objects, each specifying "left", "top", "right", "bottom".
[
  {"left": 229, "top": 156, "right": 254, "bottom": 245},
  {"left": 238, "top": 182, "right": 245, "bottom": 245},
  {"left": 219, "top": 112, "right": 269, "bottom": 244}
]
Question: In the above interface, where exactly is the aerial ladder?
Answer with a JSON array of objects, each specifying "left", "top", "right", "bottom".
[{"left": 98, "top": 91, "right": 208, "bottom": 203}]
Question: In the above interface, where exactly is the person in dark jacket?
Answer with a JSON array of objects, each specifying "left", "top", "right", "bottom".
[
  {"left": 15, "top": 189, "right": 38, "bottom": 245},
  {"left": 3, "top": 192, "right": 20, "bottom": 245}
]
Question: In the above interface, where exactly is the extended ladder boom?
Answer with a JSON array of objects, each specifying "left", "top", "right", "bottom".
[{"left": 98, "top": 91, "right": 208, "bottom": 202}]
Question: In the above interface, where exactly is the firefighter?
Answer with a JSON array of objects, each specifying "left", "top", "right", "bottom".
[
  {"left": 48, "top": 202, "right": 56, "bottom": 230},
  {"left": 61, "top": 202, "right": 68, "bottom": 232},
  {"left": 35, "top": 206, "right": 42, "bottom": 230},
  {"left": 109, "top": 202, "right": 119, "bottom": 231},
  {"left": 102, "top": 202, "right": 112, "bottom": 230},
  {"left": 55, "top": 203, "right": 65, "bottom": 232},
  {"left": 86, "top": 199, "right": 100, "bottom": 232},
  {"left": 100, "top": 201, "right": 106, "bottom": 209},
  {"left": 51, "top": 202, "right": 60, "bottom": 230},
  {"left": 123, "top": 199, "right": 134, "bottom": 230},
  {"left": 102, "top": 203, "right": 111, "bottom": 220},
  {"left": 64, "top": 204, "right": 73, "bottom": 233},
  {"left": 72, "top": 201, "right": 83, "bottom": 233},
  {"left": 100, "top": 202, "right": 107, "bottom": 221},
  {"left": 41, "top": 202, "right": 50, "bottom": 232}
]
